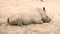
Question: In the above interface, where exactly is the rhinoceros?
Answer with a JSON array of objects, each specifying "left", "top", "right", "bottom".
[{"left": 7, "top": 7, "right": 51, "bottom": 26}]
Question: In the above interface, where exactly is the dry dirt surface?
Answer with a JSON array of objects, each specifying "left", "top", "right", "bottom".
[{"left": 0, "top": 0, "right": 60, "bottom": 34}]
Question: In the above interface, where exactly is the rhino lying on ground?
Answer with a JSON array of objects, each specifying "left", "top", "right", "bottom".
[{"left": 7, "top": 7, "right": 51, "bottom": 26}]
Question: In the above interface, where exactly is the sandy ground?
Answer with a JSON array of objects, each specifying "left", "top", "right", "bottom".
[{"left": 0, "top": 0, "right": 60, "bottom": 34}]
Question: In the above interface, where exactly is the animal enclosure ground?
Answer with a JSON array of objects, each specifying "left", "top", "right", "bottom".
[{"left": 0, "top": 0, "right": 60, "bottom": 34}]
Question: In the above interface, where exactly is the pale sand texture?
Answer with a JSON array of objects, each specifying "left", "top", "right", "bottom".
[{"left": 0, "top": 0, "right": 60, "bottom": 34}]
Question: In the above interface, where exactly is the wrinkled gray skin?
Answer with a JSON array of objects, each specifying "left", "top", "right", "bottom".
[{"left": 7, "top": 7, "right": 51, "bottom": 26}]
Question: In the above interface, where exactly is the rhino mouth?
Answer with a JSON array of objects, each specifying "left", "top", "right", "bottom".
[{"left": 42, "top": 16, "right": 51, "bottom": 23}]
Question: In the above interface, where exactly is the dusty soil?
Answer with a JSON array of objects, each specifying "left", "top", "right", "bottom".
[{"left": 0, "top": 0, "right": 60, "bottom": 34}]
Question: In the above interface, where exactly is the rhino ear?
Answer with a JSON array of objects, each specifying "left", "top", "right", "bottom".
[
  {"left": 7, "top": 18, "right": 9, "bottom": 23},
  {"left": 43, "top": 7, "right": 45, "bottom": 11}
]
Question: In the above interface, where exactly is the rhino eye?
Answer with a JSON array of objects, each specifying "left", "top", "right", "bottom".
[{"left": 43, "top": 7, "right": 45, "bottom": 11}]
